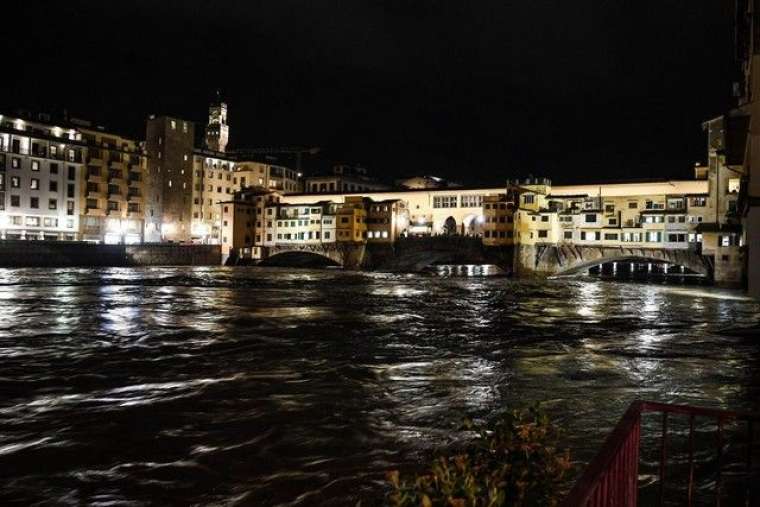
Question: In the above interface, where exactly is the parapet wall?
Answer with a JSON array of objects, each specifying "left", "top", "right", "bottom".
[{"left": 0, "top": 240, "right": 221, "bottom": 267}]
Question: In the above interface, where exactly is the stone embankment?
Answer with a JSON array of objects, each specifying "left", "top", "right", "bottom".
[{"left": 0, "top": 240, "right": 221, "bottom": 267}]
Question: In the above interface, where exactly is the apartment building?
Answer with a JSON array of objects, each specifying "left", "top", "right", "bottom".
[
  {"left": 482, "top": 193, "right": 516, "bottom": 246},
  {"left": 78, "top": 124, "right": 147, "bottom": 243},
  {"left": 0, "top": 113, "right": 84, "bottom": 241},
  {"left": 366, "top": 199, "right": 407, "bottom": 242}
]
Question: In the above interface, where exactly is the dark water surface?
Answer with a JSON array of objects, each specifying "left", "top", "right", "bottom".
[{"left": 0, "top": 267, "right": 759, "bottom": 505}]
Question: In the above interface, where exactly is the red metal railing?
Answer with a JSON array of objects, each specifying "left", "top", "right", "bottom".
[{"left": 562, "top": 400, "right": 759, "bottom": 506}]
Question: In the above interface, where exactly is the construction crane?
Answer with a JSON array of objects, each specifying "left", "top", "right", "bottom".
[{"left": 232, "top": 146, "right": 320, "bottom": 174}]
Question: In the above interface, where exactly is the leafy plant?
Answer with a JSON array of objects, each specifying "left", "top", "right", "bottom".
[{"left": 386, "top": 406, "right": 572, "bottom": 507}]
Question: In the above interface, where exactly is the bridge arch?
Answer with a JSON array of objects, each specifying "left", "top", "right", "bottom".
[
  {"left": 261, "top": 248, "right": 343, "bottom": 267},
  {"left": 534, "top": 245, "right": 711, "bottom": 277}
]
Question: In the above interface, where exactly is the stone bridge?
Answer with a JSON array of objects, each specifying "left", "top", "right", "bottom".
[
  {"left": 522, "top": 244, "right": 712, "bottom": 277},
  {"left": 262, "top": 242, "right": 365, "bottom": 268}
]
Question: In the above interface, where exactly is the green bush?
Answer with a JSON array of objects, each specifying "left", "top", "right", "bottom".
[{"left": 386, "top": 406, "right": 572, "bottom": 507}]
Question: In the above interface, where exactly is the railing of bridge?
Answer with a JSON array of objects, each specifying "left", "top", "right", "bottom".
[{"left": 562, "top": 400, "right": 759, "bottom": 507}]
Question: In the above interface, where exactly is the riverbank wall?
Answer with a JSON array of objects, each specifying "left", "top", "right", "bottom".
[{"left": 0, "top": 240, "right": 221, "bottom": 267}]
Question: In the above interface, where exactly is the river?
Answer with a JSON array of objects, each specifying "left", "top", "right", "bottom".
[{"left": 0, "top": 267, "right": 758, "bottom": 505}]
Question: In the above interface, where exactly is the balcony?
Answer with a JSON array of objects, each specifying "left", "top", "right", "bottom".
[
  {"left": 87, "top": 189, "right": 106, "bottom": 199},
  {"left": 87, "top": 170, "right": 105, "bottom": 183},
  {"left": 108, "top": 174, "right": 125, "bottom": 186},
  {"left": 85, "top": 207, "right": 106, "bottom": 217}
]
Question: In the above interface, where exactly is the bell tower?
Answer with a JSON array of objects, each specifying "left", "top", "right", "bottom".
[{"left": 205, "top": 91, "right": 229, "bottom": 153}]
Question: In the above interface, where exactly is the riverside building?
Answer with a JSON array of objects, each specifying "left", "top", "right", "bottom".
[
  {"left": 0, "top": 113, "right": 85, "bottom": 241},
  {"left": 77, "top": 122, "right": 147, "bottom": 244},
  {"left": 145, "top": 99, "right": 302, "bottom": 244}
]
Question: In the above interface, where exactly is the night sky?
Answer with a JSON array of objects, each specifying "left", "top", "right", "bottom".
[{"left": 3, "top": 1, "right": 736, "bottom": 185}]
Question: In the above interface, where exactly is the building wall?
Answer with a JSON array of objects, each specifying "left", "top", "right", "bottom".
[
  {"left": 145, "top": 116, "right": 195, "bottom": 242},
  {"left": 79, "top": 128, "right": 146, "bottom": 244},
  {"left": 0, "top": 114, "right": 84, "bottom": 241}
]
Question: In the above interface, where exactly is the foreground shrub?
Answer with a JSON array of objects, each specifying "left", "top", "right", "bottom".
[{"left": 386, "top": 406, "right": 572, "bottom": 506}]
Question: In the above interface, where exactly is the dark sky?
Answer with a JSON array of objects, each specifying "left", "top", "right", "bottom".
[{"left": 2, "top": 1, "right": 736, "bottom": 185}]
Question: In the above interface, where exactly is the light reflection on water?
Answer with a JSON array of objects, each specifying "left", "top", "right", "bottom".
[{"left": 0, "top": 266, "right": 758, "bottom": 505}]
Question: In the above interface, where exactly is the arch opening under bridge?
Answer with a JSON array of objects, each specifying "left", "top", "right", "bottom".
[{"left": 534, "top": 245, "right": 712, "bottom": 278}]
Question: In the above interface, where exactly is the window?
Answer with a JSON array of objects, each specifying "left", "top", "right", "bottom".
[
  {"left": 523, "top": 194, "right": 535, "bottom": 204},
  {"left": 30, "top": 197, "right": 39, "bottom": 208},
  {"left": 26, "top": 217, "right": 40, "bottom": 227},
  {"left": 31, "top": 160, "right": 40, "bottom": 171},
  {"left": 67, "top": 201, "right": 75, "bottom": 215},
  {"left": 564, "top": 231, "right": 573, "bottom": 240},
  {"left": 628, "top": 202, "right": 638, "bottom": 209},
  {"left": 67, "top": 184, "right": 75, "bottom": 198},
  {"left": 604, "top": 204, "right": 614, "bottom": 212},
  {"left": 585, "top": 214, "right": 596, "bottom": 223},
  {"left": 11, "top": 157, "right": 20, "bottom": 169},
  {"left": 11, "top": 195, "right": 20, "bottom": 207},
  {"left": 538, "top": 230, "right": 548, "bottom": 238},
  {"left": 108, "top": 201, "right": 119, "bottom": 211},
  {"left": 11, "top": 176, "right": 20, "bottom": 188},
  {"left": 170, "top": 120, "right": 177, "bottom": 130},
  {"left": 690, "top": 197, "right": 707, "bottom": 207},
  {"left": 460, "top": 195, "right": 483, "bottom": 208},
  {"left": 68, "top": 166, "right": 76, "bottom": 180},
  {"left": 604, "top": 233, "right": 618, "bottom": 240},
  {"left": 432, "top": 195, "right": 458, "bottom": 208},
  {"left": 541, "top": 215, "right": 549, "bottom": 222},
  {"left": 668, "top": 233, "right": 686, "bottom": 243},
  {"left": 48, "top": 199, "right": 57, "bottom": 210},
  {"left": 49, "top": 181, "right": 58, "bottom": 192},
  {"left": 30, "top": 178, "right": 39, "bottom": 190}
]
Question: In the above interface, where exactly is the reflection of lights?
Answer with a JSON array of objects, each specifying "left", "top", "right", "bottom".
[
  {"left": 476, "top": 215, "right": 485, "bottom": 224},
  {"left": 162, "top": 222, "right": 176, "bottom": 235},
  {"left": 0, "top": 213, "right": 9, "bottom": 228},
  {"left": 576, "top": 282, "right": 600, "bottom": 317}
]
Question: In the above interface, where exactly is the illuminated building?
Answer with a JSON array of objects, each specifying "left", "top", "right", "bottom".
[
  {"left": 0, "top": 112, "right": 84, "bottom": 241},
  {"left": 205, "top": 96, "right": 229, "bottom": 153},
  {"left": 77, "top": 123, "right": 147, "bottom": 244},
  {"left": 144, "top": 115, "right": 195, "bottom": 242}
]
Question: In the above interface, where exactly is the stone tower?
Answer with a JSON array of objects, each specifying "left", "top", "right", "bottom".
[{"left": 205, "top": 92, "right": 229, "bottom": 153}]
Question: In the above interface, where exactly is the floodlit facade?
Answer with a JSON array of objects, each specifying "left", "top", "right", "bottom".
[
  {"left": 0, "top": 113, "right": 84, "bottom": 241},
  {"left": 144, "top": 115, "right": 195, "bottom": 242},
  {"left": 78, "top": 125, "right": 147, "bottom": 244}
]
